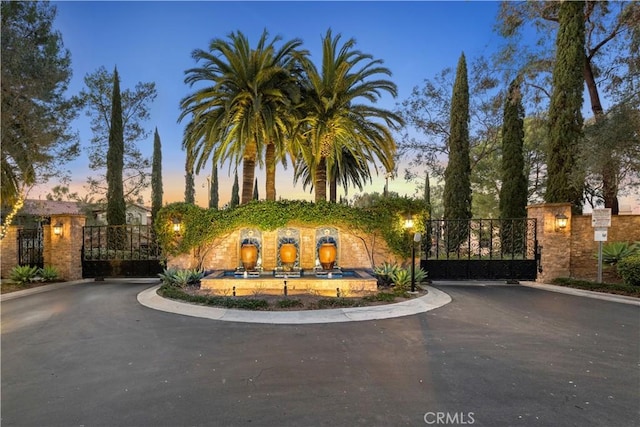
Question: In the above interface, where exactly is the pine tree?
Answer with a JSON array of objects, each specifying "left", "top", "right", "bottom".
[
  {"left": 106, "top": 67, "right": 126, "bottom": 227},
  {"left": 210, "top": 160, "right": 219, "bottom": 210},
  {"left": 230, "top": 171, "right": 240, "bottom": 208},
  {"left": 545, "top": 0, "right": 585, "bottom": 213},
  {"left": 442, "top": 53, "right": 472, "bottom": 251},
  {"left": 184, "top": 154, "right": 195, "bottom": 204},
  {"left": 253, "top": 178, "right": 259, "bottom": 200},
  {"left": 499, "top": 80, "right": 528, "bottom": 220},
  {"left": 151, "top": 127, "right": 163, "bottom": 221}
]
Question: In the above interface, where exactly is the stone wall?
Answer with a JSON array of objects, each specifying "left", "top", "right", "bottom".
[
  {"left": 528, "top": 202, "right": 640, "bottom": 283},
  {"left": 1, "top": 226, "right": 20, "bottom": 278},
  {"left": 167, "top": 224, "right": 401, "bottom": 272}
]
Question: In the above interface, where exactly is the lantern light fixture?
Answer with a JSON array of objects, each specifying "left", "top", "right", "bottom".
[
  {"left": 555, "top": 213, "right": 568, "bottom": 231},
  {"left": 53, "top": 221, "right": 64, "bottom": 237},
  {"left": 172, "top": 218, "right": 182, "bottom": 233}
]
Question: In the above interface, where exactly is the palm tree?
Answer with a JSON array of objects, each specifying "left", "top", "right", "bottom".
[
  {"left": 179, "top": 30, "right": 305, "bottom": 204},
  {"left": 292, "top": 29, "right": 403, "bottom": 202}
]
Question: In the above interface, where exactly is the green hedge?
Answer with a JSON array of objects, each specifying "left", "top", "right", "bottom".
[{"left": 551, "top": 277, "right": 640, "bottom": 297}]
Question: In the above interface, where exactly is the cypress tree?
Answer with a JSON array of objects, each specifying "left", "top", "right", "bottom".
[
  {"left": 443, "top": 53, "right": 472, "bottom": 251},
  {"left": 151, "top": 127, "right": 163, "bottom": 221},
  {"left": 184, "top": 153, "right": 195, "bottom": 204},
  {"left": 499, "top": 80, "right": 528, "bottom": 220},
  {"left": 230, "top": 171, "right": 240, "bottom": 208},
  {"left": 106, "top": 67, "right": 126, "bottom": 227},
  {"left": 499, "top": 79, "right": 528, "bottom": 254},
  {"left": 424, "top": 171, "right": 432, "bottom": 256},
  {"left": 210, "top": 160, "right": 219, "bottom": 210},
  {"left": 545, "top": 0, "right": 585, "bottom": 213},
  {"left": 253, "top": 178, "right": 259, "bottom": 200}
]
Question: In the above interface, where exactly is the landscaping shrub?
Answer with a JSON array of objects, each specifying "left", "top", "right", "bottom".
[
  {"left": 158, "top": 268, "right": 204, "bottom": 288},
  {"left": 38, "top": 266, "right": 59, "bottom": 282},
  {"left": 9, "top": 265, "right": 39, "bottom": 286},
  {"left": 373, "top": 261, "right": 400, "bottom": 287},
  {"left": 551, "top": 277, "right": 640, "bottom": 297},
  {"left": 617, "top": 254, "right": 640, "bottom": 286},
  {"left": 600, "top": 241, "right": 640, "bottom": 266},
  {"left": 391, "top": 268, "right": 411, "bottom": 295}
]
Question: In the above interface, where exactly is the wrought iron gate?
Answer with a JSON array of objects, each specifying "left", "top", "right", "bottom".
[
  {"left": 82, "top": 225, "right": 164, "bottom": 278},
  {"left": 18, "top": 228, "right": 44, "bottom": 268},
  {"left": 420, "top": 218, "right": 539, "bottom": 280}
]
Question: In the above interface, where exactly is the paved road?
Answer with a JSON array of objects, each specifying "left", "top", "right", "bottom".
[{"left": 1, "top": 281, "right": 638, "bottom": 426}]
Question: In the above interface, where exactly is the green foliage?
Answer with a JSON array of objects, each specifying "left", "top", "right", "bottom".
[
  {"left": 443, "top": 53, "right": 472, "bottom": 222},
  {"left": 361, "top": 292, "right": 396, "bottom": 303},
  {"left": 544, "top": 1, "right": 585, "bottom": 213},
  {"left": 1, "top": 1, "right": 79, "bottom": 205},
  {"left": 391, "top": 268, "right": 411, "bottom": 295},
  {"left": 158, "top": 285, "right": 269, "bottom": 310},
  {"left": 373, "top": 261, "right": 401, "bottom": 287},
  {"left": 617, "top": 254, "right": 640, "bottom": 287},
  {"left": 155, "top": 199, "right": 428, "bottom": 259},
  {"left": 151, "top": 128, "right": 163, "bottom": 220},
  {"left": 317, "top": 298, "right": 361, "bottom": 308},
  {"left": 413, "top": 267, "right": 428, "bottom": 284},
  {"left": 38, "top": 265, "right": 59, "bottom": 282},
  {"left": 276, "top": 298, "right": 304, "bottom": 309},
  {"left": 210, "top": 164, "right": 219, "bottom": 209},
  {"left": 551, "top": 277, "right": 640, "bottom": 297},
  {"left": 158, "top": 268, "right": 204, "bottom": 288},
  {"left": 106, "top": 68, "right": 126, "bottom": 226},
  {"left": 230, "top": 171, "right": 240, "bottom": 208},
  {"left": 499, "top": 79, "right": 528, "bottom": 220},
  {"left": 600, "top": 242, "right": 640, "bottom": 266},
  {"left": 9, "top": 265, "right": 40, "bottom": 285}
]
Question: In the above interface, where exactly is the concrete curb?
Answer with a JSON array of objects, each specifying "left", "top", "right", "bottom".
[
  {"left": 0, "top": 279, "right": 92, "bottom": 302},
  {"left": 520, "top": 281, "right": 640, "bottom": 306},
  {"left": 137, "top": 285, "right": 452, "bottom": 324}
]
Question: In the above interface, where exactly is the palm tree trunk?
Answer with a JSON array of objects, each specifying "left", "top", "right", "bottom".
[
  {"left": 265, "top": 142, "right": 276, "bottom": 201},
  {"left": 329, "top": 177, "right": 337, "bottom": 202},
  {"left": 314, "top": 157, "right": 327, "bottom": 202},
  {"left": 241, "top": 144, "right": 257, "bottom": 205}
]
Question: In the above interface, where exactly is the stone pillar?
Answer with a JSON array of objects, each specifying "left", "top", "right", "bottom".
[
  {"left": 47, "top": 214, "right": 86, "bottom": 281},
  {"left": 0, "top": 225, "right": 20, "bottom": 278},
  {"left": 527, "top": 203, "right": 572, "bottom": 283}
]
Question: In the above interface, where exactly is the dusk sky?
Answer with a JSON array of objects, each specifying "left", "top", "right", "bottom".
[{"left": 41, "top": 1, "right": 509, "bottom": 207}]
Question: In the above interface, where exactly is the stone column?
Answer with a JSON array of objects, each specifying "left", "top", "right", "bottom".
[
  {"left": 47, "top": 214, "right": 86, "bottom": 281},
  {"left": 526, "top": 203, "right": 572, "bottom": 283}
]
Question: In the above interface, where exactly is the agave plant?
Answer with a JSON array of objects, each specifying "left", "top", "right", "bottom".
[
  {"left": 601, "top": 242, "right": 640, "bottom": 266},
  {"left": 9, "top": 265, "right": 39, "bottom": 286},
  {"left": 373, "top": 261, "right": 400, "bottom": 287},
  {"left": 38, "top": 266, "right": 59, "bottom": 282},
  {"left": 391, "top": 268, "right": 411, "bottom": 294}
]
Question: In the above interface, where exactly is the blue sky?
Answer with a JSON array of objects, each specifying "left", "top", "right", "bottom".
[{"left": 44, "top": 1, "right": 506, "bottom": 206}]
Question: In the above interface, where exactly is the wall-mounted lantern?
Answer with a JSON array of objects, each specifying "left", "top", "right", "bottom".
[
  {"left": 53, "top": 221, "right": 64, "bottom": 237},
  {"left": 555, "top": 213, "right": 568, "bottom": 232},
  {"left": 172, "top": 218, "right": 182, "bottom": 233}
]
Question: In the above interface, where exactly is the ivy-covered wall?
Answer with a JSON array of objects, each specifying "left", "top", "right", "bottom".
[{"left": 156, "top": 200, "right": 428, "bottom": 272}]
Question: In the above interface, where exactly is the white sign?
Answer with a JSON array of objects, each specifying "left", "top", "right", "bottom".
[
  {"left": 594, "top": 227, "right": 608, "bottom": 241},
  {"left": 591, "top": 208, "right": 612, "bottom": 228}
]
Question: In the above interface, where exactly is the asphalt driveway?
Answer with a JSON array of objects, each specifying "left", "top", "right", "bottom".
[{"left": 1, "top": 281, "right": 638, "bottom": 426}]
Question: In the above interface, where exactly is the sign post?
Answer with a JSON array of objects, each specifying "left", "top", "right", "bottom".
[{"left": 591, "top": 209, "right": 611, "bottom": 283}]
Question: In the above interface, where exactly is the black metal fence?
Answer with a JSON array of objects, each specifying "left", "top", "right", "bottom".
[
  {"left": 82, "top": 225, "right": 164, "bottom": 278},
  {"left": 421, "top": 219, "right": 539, "bottom": 280},
  {"left": 18, "top": 228, "right": 43, "bottom": 269}
]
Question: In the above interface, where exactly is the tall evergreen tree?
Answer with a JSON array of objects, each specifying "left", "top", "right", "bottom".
[
  {"left": 423, "top": 171, "right": 432, "bottom": 256},
  {"left": 499, "top": 79, "right": 528, "bottom": 254},
  {"left": 253, "top": 178, "right": 259, "bottom": 200},
  {"left": 230, "top": 171, "right": 240, "bottom": 208},
  {"left": 106, "top": 67, "right": 126, "bottom": 227},
  {"left": 151, "top": 127, "right": 163, "bottom": 221},
  {"left": 545, "top": 0, "right": 585, "bottom": 213},
  {"left": 209, "top": 160, "right": 219, "bottom": 210},
  {"left": 499, "top": 80, "right": 528, "bottom": 220},
  {"left": 184, "top": 154, "right": 195, "bottom": 204},
  {"left": 442, "top": 53, "right": 472, "bottom": 250}
]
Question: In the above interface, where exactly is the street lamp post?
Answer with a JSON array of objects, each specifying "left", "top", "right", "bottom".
[{"left": 411, "top": 232, "right": 422, "bottom": 292}]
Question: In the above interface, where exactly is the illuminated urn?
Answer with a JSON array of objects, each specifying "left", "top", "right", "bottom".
[
  {"left": 240, "top": 244, "right": 258, "bottom": 271},
  {"left": 319, "top": 242, "right": 337, "bottom": 270},
  {"left": 279, "top": 243, "right": 297, "bottom": 271}
]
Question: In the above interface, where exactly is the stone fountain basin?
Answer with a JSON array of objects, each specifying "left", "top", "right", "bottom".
[{"left": 200, "top": 269, "right": 378, "bottom": 297}]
